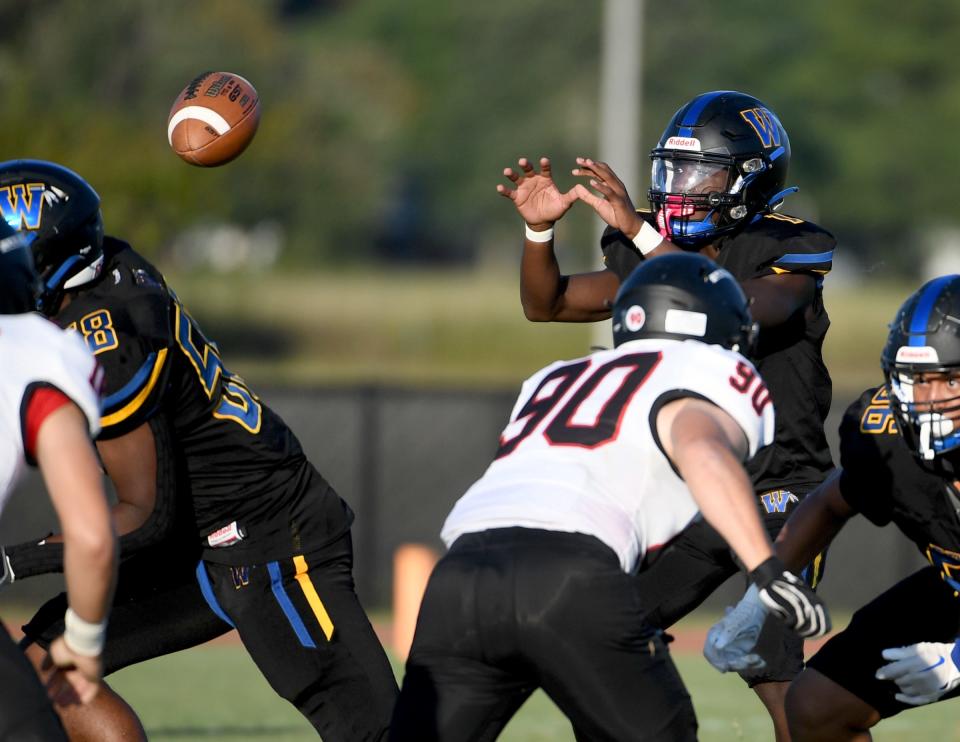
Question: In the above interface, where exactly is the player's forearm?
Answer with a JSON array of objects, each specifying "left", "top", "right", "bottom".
[
  {"left": 520, "top": 240, "right": 567, "bottom": 321},
  {"left": 680, "top": 441, "right": 773, "bottom": 572},
  {"left": 775, "top": 474, "right": 850, "bottom": 571},
  {"left": 62, "top": 516, "right": 117, "bottom": 623}
]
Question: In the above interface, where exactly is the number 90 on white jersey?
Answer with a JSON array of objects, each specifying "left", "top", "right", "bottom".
[{"left": 441, "top": 338, "right": 774, "bottom": 572}]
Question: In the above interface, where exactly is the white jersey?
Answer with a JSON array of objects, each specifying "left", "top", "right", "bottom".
[
  {"left": 441, "top": 338, "right": 775, "bottom": 572},
  {"left": 0, "top": 314, "right": 102, "bottom": 516}
]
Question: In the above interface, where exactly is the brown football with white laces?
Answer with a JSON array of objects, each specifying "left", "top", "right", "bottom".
[{"left": 167, "top": 71, "right": 260, "bottom": 167}]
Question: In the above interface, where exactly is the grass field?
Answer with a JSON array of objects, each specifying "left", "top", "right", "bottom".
[
  {"left": 102, "top": 615, "right": 960, "bottom": 741},
  {"left": 164, "top": 267, "right": 906, "bottom": 392}
]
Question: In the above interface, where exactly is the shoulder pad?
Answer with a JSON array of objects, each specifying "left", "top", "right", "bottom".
[{"left": 722, "top": 215, "right": 836, "bottom": 277}]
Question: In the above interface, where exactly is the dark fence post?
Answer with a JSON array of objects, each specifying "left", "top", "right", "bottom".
[{"left": 356, "top": 385, "right": 380, "bottom": 603}]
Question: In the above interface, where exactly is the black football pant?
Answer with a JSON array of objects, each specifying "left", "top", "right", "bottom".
[
  {"left": 806, "top": 566, "right": 960, "bottom": 718},
  {"left": 634, "top": 485, "right": 825, "bottom": 686},
  {"left": 22, "top": 533, "right": 397, "bottom": 742},
  {"left": 0, "top": 620, "right": 66, "bottom": 741},
  {"left": 391, "top": 528, "right": 698, "bottom": 742},
  {"left": 198, "top": 531, "right": 398, "bottom": 742},
  {"left": 22, "top": 541, "right": 232, "bottom": 675}
]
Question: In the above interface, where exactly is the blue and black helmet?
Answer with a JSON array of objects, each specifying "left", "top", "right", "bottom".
[
  {"left": 882, "top": 275, "right": 960, "bottom": 466},
  {"left": 649, "top": 90, "right": 794, "bottom": 247},
  {"left": 0, "top": 160, "right": 104, "bottom": 315}
]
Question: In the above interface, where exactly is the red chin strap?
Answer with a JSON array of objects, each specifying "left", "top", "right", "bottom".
[{"left": 655, "top": 195, "right": 696, "bottom": 238}]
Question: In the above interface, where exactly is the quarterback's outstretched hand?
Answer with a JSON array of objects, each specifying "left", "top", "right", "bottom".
[
  {"left": 704, "top": 584, "right": 767, "bottom": 672},
  {"left": 570, "top": 157, "right": 646, "bottom": 239},
  {"left": 750, "top": 557, "right": 830, "bottom": 638},
  {"left": 497, "top": 157, "right": 578, "bottom": 229},
  {"left": 876, "top": 641, "right": 960, "bottom": 705}
]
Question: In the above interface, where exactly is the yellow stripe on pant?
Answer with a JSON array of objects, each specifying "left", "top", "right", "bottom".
[{"left": 293, "top": 555, "right": 335, "bottom": 640}]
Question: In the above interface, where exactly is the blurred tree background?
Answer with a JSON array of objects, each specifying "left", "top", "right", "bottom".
[{"left": 1, "top": 0, "right": 956, "bottom": 385}]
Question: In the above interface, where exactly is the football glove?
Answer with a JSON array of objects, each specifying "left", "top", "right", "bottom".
[
  {"left": 749, "top": 556, "right": 830, "bottom": 638},
  {"left": 703, "top": 583, "right": 767, "bottom": 672},
  {"left": 875, "top": 641, "right": 960, "bottom": 706},
  {"left": 0, "top": 546, "right": 14, "bottom": 589}
]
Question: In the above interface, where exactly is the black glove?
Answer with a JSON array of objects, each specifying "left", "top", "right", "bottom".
[{"left": 749, "top": 556, "right": 831, "bottom": 638}]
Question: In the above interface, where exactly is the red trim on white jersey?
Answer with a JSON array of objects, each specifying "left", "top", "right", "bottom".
[{"left": 23, "top": 387, "right": 72, "bottom": 460}]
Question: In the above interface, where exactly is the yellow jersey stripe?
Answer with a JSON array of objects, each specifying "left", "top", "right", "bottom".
[
  {"left": 293, "top": 555, "right": 334, "bottom": 640},
  {"left": 100, "top": 348, "right": 169, "bottom": 428}
]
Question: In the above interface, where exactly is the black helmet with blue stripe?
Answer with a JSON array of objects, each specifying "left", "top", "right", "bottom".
[
  {"left": 882, "top": 275, "right": 960, "bottom": 467},
  {"left": 0, "top": 160, "right": 104, "bottom": 315},
  {"left": 649, "top": 90, "right": 794, "bottom": 247}
]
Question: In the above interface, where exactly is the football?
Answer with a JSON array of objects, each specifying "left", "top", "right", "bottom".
[{"left": 167, "top": 71, "right": 261, "bottom": 167}]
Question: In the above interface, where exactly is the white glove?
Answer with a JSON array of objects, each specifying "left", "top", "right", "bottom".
[
  {"left": 0, "top": 546, "right": 13, "bottom": 589},
  {"left": 875, "top": 641, "right": 960, "bottom": 705},
  {"left": 704, "top": 584, "right": 768, "bottom": 672}
]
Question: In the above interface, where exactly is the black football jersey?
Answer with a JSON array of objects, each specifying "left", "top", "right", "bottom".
[
  {"left": 601, "top": 212, "right": 835, "bottom": 493},
  {"left": 839, "top": 387, "right": 960, "bottom": 596},
  {"left": 56, "top": 238, "right": 352, "bottom": 565}
]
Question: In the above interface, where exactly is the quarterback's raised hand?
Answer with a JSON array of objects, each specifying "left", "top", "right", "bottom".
[
  {"left": 750, "top": 556, "right": 830, "bottom": 638},
  {"left": 570, "top": 157, "right": 645, "bottom": 238},
  {"left": 703, "top": 584, "right": 768, "bottom": 672},
  {"left": 497, "top": 156, "right": 578, "bottom": 229},
  {"left": 876, "top": 641, "right": 960, "bottom": 705}
]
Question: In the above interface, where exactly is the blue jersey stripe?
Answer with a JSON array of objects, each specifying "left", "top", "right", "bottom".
[
  {"left": 677, "top": 91, "right": 728, "bottom": 137},
  {"left": 101, "top": 352, "right": 158, "bottom": 411},
  {"left": 775, "top": 250, "right": 834, "bottom": 265},
  {"left": 194, "top": 561, "right": 235, "bottom": 627},
  {"left": 267, "top": 561, "right": 316, "bottom": 648},
  {"left": 909, "top": 275, "right": 954, "bottom": 346}
]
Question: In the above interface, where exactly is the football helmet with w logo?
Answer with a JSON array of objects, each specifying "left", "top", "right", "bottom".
[{"left": 649, "top": 90, "right": 794, "bottom": 247}]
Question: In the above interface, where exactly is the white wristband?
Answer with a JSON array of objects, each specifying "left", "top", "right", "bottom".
[
  {"left": 632, "top": 219, "right": 663, "bottom": 256},
  {"left": 63, "top": 607, "right": 107, "bottom": 657},
  {"left": 524, "top": 224, "right": 555, "bottom": 243}
]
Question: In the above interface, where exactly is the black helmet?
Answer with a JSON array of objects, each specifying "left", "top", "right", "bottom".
[
  {"left": 612, "top": 252, "right": 757, "bottom": 354},
  {"left": 881, "top": 275, "right": 960, "bottom": 467},
  {"left": 649, "top": 90, "right": 794, "bottom": 247},
  {"left": 0, "top": 217, "right": 40, "bottom": 315},
  {"left": 0, "top": 160, "right": 104, "bottom": 315}
]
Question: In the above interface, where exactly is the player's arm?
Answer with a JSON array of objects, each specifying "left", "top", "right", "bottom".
[
  {"left": 96, "top": 422, "right": 158, "bottom": 536},
  {"left": 657, "top": 397, "right": 771, "bottom": 571},
  {"left": 36, "top": 403, "right": 116, "bottom": 625},
  {"left": 520, "top": 257, "right": 621, "bottom": 322},
  {"left": 660, "top": 397, "right": 829, "bottom": 639},
  {"left": 4, "top": 416, "right": 178, "bottom": 578},
  {"left": 499, "top": 155, "right": 633, "bottom": 322},
  {"left": 35, "top": 402, "right": 117, "bottom": 705},
  {"left": 774, "top": 468, "right": 855, "bottom": 571},
  {"left": 739, "top": 272, "right": 818, "bottom": 329}
]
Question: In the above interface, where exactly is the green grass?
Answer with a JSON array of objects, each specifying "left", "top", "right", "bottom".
[
  {"left": 106, "top": 626, "right": 960, "bottom": 741},
  {"left": 164, "top": 267, "right": 909, "bottom": 395}
]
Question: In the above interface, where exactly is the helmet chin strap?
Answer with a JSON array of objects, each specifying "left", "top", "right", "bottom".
[{"left": 917, "top": 413, "right": 955, "bottom": 460}]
